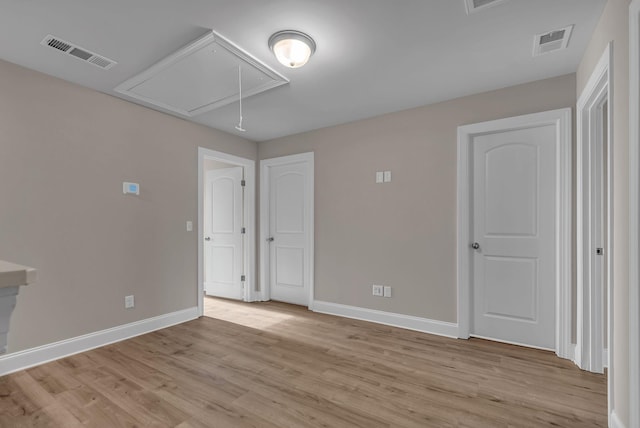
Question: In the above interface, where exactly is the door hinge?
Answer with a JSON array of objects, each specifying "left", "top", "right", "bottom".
[
  {"left": 241, "top": 275, "right": 246, "bottom": 282},
  {"left": 241, "top": 179, "right": 246, "bottom": 187},
  {"left": 596, "top": 248, "right": 604, "bottom": 256},
  {"left": 241, "top": 227, "right": 246, "bottom": 234}
]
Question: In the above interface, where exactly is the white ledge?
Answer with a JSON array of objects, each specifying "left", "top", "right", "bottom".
[{"left": 0, "top": 260, "right": 37, "bottom": 288}]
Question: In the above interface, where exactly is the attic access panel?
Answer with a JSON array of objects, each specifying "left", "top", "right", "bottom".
[{"left": 115, "top": 31, "right": 289, "bottom": 117}]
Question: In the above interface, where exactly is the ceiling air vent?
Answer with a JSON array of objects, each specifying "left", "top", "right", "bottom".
[
  {"left": 40, "top": 35, "right": 117, "bottom": 70},
  {"left": 465, "top": 0, "right": 509, "bottom": 15},
  {"left": 533, "top": 25, "right": 574, "bottom": 56}
]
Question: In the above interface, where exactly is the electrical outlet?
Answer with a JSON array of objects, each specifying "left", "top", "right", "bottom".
[
  {"left": 372, "top": 285, "right": 384, "bottom": 297},
  {"left": 125, "top": 295, "right": 135, "bottom": 309},
  {"left": 384, "top": 286, "right": 392, "bottom": 298}
]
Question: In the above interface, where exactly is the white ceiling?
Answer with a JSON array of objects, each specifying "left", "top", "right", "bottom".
[{"left": 0, "top": 0, "right": 606, "bottom": 142}]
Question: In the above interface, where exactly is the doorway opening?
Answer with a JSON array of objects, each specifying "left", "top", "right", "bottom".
[
  {"left": 197, "top": 148, "right": 255, "bottom": 317},
  {"left": 576, "top": 43, "right": 612, "bottom": 416}
]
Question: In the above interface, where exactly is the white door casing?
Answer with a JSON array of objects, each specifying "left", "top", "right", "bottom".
[
  {"left": 577, "top": 43, "right": 612, "bottom": 377},
  {"left": 197, "top": 148, "right": 256, "bottom": 317},
  {"left": 471, "top": 126, "right": 556, "bottom": 350},
  {"left": 629, "top": 1, "right": 640, "bottom": 426},
  {"left": 204, "top": 167, "right": 244, "bottom": 300},
  {"left": 260, "top": 153, "right": 314, "bottom": 307},
  {"left": 457, "top": 109, "right": 572, "bottom": 359}
]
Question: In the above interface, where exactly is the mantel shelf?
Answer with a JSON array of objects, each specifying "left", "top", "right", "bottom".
[{"left": 0, "top": 260, "right": 36, "bottom": 289}]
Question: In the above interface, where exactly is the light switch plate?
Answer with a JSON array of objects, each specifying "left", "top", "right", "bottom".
[
  {"left": 376, "top": 171, "right": 384, "bottom": 183},
  {"left": 372, "top": 285, "right": 384, "bottom": 296},
  {"left": 125, "top": 295, "right": 135, "bottom": 309},
  {"left": 186, "top": 221, "right": 193, "bottom": 232},
  {"left": 383, "top": 171, "right": 392, "bottom": 183},
  {"left": 383, "top": 286, "right": 392, "bottom": 297}
]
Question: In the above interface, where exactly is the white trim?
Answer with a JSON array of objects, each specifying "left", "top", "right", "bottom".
[
  {"left": 603, "top": 348, "right": 609, "bottom": 369},
  {"left": 610, "top": 410, "right": 626, "bottom": 428},
  {"left": 457, "top": 125, "right": 472, "bottom": 339},
  {"left": 629, "top": 2, "right": 640, "bottom": 426},
  {"left": 576, "top": 43, "right": 612, "bottom": 376},
  {"left": 0, "top": 307, "right": 198, "bottom": 377},
  {"left": 313, "top": 301, "right": 459, "bottom": 338},
  {"left": 456, "top": 108, "right": 572, "bottom": 360},
  {"left": 198, "top": 148, "right": 256, "bottom": 315},
  {"left": 260, "top": 152, "right": 315, "bottom": 307}
]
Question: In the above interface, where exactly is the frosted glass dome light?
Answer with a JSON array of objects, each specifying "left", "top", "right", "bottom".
[{"left": 269, "top": 30, "right": 316, "bottom": 68}]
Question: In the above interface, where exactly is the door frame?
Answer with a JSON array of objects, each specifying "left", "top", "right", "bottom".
[
  {"left": 259, "top": 152, "right": 314, "bottom": 307},
  {"left": 456, "top": 108, "right": 572, "bottom": 360},
  {"left": 197, "top": 147, "right": 256, "bottom": 316},
  {"left": 629, "top": 1, "right": 640, "bottom": 426},
  {"left": 576, "top": 43, "right": 612, "bottom": 376}
]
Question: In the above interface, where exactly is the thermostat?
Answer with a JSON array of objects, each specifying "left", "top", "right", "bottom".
[{"left": 123, "top": 182, "right": 140, "bottom": 195}]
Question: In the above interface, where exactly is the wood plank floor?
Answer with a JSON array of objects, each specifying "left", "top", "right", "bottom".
[{"left": 0, "top": 298, "right": 607, "bottom": 427}]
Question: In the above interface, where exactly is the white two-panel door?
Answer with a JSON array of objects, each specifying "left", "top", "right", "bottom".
[
  {"left": 204, "top": 167, "right": 244, "bottom": 300},
  {"left": 264, "top": 155, "right": 313, "bottom": 306},
  {"left": 472, "top": 125, "right": 556, "bottom": 350}
]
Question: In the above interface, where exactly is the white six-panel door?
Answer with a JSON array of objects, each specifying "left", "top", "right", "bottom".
[
  {"left": 471, "top": 125, "right": 556, "bottom": 350},
  {"left": 204, "top": 167, "right": 244, "bottom": 300}
]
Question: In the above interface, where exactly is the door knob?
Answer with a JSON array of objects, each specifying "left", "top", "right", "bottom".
[
  {"left": 472, "top": 242, "right": 480, "bottom": 250},
  {"left": 266, "top": 237, "right": 274, "bottom": 242},
  {"left": 205, "top": 237, "right": 211, "bottom": 241}
]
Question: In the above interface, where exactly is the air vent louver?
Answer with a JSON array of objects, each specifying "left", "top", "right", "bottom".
[
  {"left": 533, "top": 25, "right": 574, "bottom": 56},
  {"left": 47, "top": 38, "right": 72, "bottom": 52},
  {"left": 540, "top": 30, "right": 566, "bottom": 45},
  {"left": 89, "top": 56, "right": 114, "bottom": 68},
  {"left": 473, "top": 0, "right": 499, "bottom": 8},
  {"left": 465, "top": 0, "right": 509, "bottom": 15},
  {"left": 68, "top": 47, "right": 93, "bottom": 61},
  {"left": 40, "top": 35, "right": 117, "bottom": 70}
]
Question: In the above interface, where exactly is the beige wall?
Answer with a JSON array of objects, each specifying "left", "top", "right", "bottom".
[
  {"left": 259, "top": 74, "right": 576, "bottom": 323},
  {"left": 577, "top": 0, "right": 631, "bottom": 424},
  {"left": 0, "top": 59, "right": 256, "bottom": 353}
]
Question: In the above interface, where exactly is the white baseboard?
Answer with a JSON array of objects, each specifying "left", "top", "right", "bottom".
[
  {"left": 610, "top": 410, "right": 625, "bottom": 428},
  {"left": 567, "top": 343, "right": 577, "bottom": 364},
  {"left": 572, "top": 343, "right": 609, "bottom": 372},
  {"left": 312, "top": 300, "right": 458, "bottom": 338},
  {"left": 573, "top": 343, "right": 583, "bottom": 369},
  {"left": 0, "top": 307, "right": 198, "bottom": 377}
]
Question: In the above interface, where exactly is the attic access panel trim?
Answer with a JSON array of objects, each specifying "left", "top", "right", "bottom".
[{"left": 114, "top": 31, "right": 289, "bottom": 117}]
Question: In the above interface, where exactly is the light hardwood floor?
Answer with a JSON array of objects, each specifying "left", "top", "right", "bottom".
[{"left": 0, "top": 298, "right": 607, "bottom": 427}]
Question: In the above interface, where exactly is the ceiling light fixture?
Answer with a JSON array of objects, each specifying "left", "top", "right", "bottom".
[{"left": 268, "top": 30, "right": 316, "bottom": 68}]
